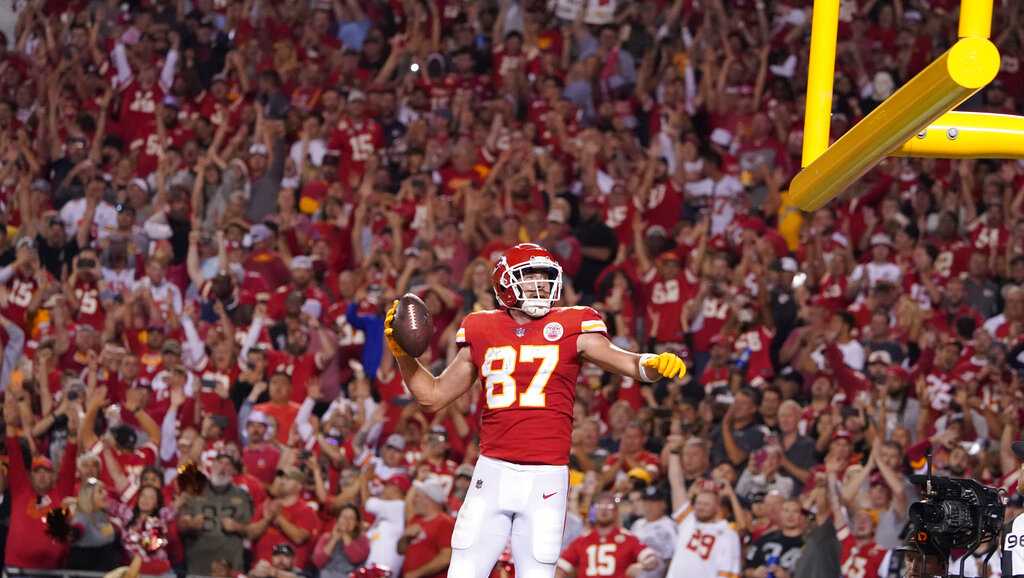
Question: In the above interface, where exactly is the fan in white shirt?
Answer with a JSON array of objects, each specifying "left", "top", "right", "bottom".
[
  {"left": 364, "top": 476, "right": 409, "bottom": 574},
  {"left": 132, "top": 260, "right": 183, "bottom": 316},
  {"left": 663, "top": 435, "right": 742, "bottom": 578},
  {"left": 59, "top": 179, "right": 118, "bottom": 241},
  {"left": 849, "top": 234, "right": 901, "bottom": 296}
]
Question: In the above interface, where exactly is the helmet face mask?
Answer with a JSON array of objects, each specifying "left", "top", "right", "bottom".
[
  {"left": 493, "top": 244, "right": 564, "bottom": 317},
  {"left": 507, "top": 263, "right": 562, "bottom": 317}
]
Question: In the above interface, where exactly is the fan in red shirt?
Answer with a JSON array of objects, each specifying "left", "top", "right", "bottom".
[
  {"left": 416, "top": 427, "right": 458, "bottom": 488},
  {"left": 399, "top": 478, "right": 457, "bottom": 578},
  {"left": 437, "top": 141, "right": 485, "bottom": 198},
  {"left": 600, "top": 423, "right": 662, "bottom": 488},
  {"left": 82, "top": 386, "right": 161, "bottom": 503},
  {"left": 700, "top": 334, "right": 733, "bottom": 397},
  {"left": 634, "top": 221, "right": 702, "bottom": 348},
  {"left": 492, "top": 31, "right": 527, "bottom": 89},
  {"left": 556, "top": 493, "right": 657, "bottom": 578},
  {"left": 229, "top": 467, "right": 321, "bottom": 568},
  {"left": 450, "top": 48, "right": 489, "bottom": 103},
  {"left": 65, "top": 250, "right": 106, "bottom": 330},
  {"left": 242, "top": 410, "right": 282, "bottom": 487},
  {"left": 264, "top": 317, "right": 337, "bottom": 403},
  {"left": 929, "top": 213, "right": 974, "bottom": 280},
  {"left": 253, "top": 370, "right": 303, "bottom": 445},
  {"left": 4, "top": 378, "right": 79, "bottom": 570},
  {"left": 636, "top": 162, "right": 684, "bottom": 236},
  {"left": 0, "top": 240, "right": 48, "bottom": 330},
  {"left": 193, "top": 76, "right": 246, "bottom": 128},
  {"left": 689, "top": 283, "right": 734, "bottom": 357},
  {"left": 733, "top": 305, "right": 776, "bottom": 386},
  {"left": 327, "top": 91, "right": 383, "bottom": 185},
  {"left": 267, "top": 256, "right": 329, "bottom": 321},
  {"left": 838, "top": 510, "right": 892, "bottom": 578}
]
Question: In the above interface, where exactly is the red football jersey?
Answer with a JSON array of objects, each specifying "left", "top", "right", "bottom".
[
  {"left": 816, "top": 273, "right": 849, "bottom": 312},
  {"left": 641, "top": 268, "right": 699, "bottom": 343},
  {"left": 932, "top": 239, "right": 973, "bottom": 280},
  {"left": 839, "top": 528, "right": 891, "bottom": 578},
  {"left": 2, "top": 270, "right": 43, "bottom": 329},
  {"left": 691, "top": 297, "right": 732, "bottom": 352},
  {"left": 252, "top": 499, "right": 320, "bottom": 567},
  {"left": 96, "top": 441, "right": 158, "bottom": 503},
  {"left": 734, "top": 326, "right": 775, "bottom": 383},
  {"left": 638, "top": 179, "right": 684, "bottom": 233},
  {"left": 118, "top": 80, "right": 164, "bottom": 149},
  {"left": 558, "top": 528, "right": 648, "bottom": 578},
  {"left": 455, "top": 306, "right": 608, "bottom": 465},
  {"left": 327, "top": 117, "right": 383, "bottom": 180},
  {"left": 72, "top": 278, "right": 106, "bottom": 330},
  {"left": 266, "top": 349, "right": 322, "bottom": 403},
  {"left": 243, "top": 444, "right": 282, "bottom": 487},
  {"left": 402, "top": 513, "right": 456, "bottom": 578}
]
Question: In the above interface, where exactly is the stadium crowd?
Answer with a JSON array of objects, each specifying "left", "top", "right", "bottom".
[{"left": 1, "top": 0, "right": 1024, "bottom": 578}]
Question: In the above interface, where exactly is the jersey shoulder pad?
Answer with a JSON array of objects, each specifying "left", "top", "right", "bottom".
[
  {"left": 455, "top": 309, "right": 501, "bottom": 345},
  {"left": 559, "top": 306, "right": 608, "bottom": 335}
]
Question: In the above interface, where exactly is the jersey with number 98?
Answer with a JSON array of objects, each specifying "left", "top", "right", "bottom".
[{"left": 455, "top": 306, "right": 608, "bottom": 465}]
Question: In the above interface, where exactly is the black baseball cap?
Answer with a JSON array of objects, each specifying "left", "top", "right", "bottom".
[
  {"left": 1012, "top": 441, "right": 1024, "bottom": 459},
  {"left": 642, "top": 485, "right": 668, "bottom": 502},
  {"left": 272, "top": 544, "right": 295, "bottom": 557}
]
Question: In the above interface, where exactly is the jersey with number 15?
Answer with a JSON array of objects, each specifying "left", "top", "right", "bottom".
[{"left": 455, "top": 306, "right": 608, "bottom": 466}]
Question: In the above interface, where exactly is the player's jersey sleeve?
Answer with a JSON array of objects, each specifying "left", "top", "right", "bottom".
[
  {"left": 558, "top": 537, "right": 583, "bottom": 573},
  {"left": 713, "top": 527, "right": 742, "bottom": 578},
  {"left": 455, "top": 313, "right": 473, "bottom": 347},
  {"left": 571, "top": 306, "right": 609, "bottom": 336}
]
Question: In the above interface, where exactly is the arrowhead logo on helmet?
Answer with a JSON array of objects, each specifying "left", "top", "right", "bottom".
[{"left": 492, "top": 243, "right": 563, "bottom": 318}]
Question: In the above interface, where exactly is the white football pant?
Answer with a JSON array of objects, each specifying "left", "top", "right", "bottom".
[{"left": 448, "top": 455, "right": 569, "bottom": 578}]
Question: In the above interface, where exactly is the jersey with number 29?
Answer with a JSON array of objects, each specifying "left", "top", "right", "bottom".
[
  {"left": 455, "top": 306, "right": 608, "bottom": 465},
  {"left": 666, "top": 508, "right": 742, "bottom": 578}
]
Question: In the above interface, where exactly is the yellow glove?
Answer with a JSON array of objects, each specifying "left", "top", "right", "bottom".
[
  {"left": 383, "top": 300, "right": 408, "bottom": 357},
  {"left": 641, "top": 352, "right": 687, "bottom": 380}
]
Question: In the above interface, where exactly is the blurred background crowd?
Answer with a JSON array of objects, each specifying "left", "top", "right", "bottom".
[{"left": 1, "top": 1, "right": 1024, "bottom": 578}]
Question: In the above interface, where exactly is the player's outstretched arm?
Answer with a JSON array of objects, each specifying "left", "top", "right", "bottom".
[
  {"left": 577, "top": 333, "right": 687, "bottom": 382},
  {"left": 385, "top": 312, "right": 477, "bottom": 413}
]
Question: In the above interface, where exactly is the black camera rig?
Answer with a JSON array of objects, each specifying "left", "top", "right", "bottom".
[{"left": 904, "top": 455, "right": 1006, "bottom": 578}]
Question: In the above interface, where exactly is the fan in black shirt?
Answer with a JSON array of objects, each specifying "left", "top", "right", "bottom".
[
  {"left": 573, "top": 197, "right": 618, "bottom": 297},
  {"left": 745, "top": 500, "right": 807, "bottom": 578}
]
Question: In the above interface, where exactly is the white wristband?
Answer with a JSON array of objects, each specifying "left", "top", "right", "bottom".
[{"left": 638, "top": 354, "right": 659, "bottom": 383}]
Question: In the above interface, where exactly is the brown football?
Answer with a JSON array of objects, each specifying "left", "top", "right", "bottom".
[{"left": 393, "top": 293, "right": 433, "bottom": 357}]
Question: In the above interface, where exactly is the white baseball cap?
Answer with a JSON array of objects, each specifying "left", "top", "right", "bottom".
[{"left": 413, "top": 477, "right": 448, "bottom": 504}]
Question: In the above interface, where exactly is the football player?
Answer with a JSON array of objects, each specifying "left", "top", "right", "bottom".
[{"left": 384, "top": 243, "right": 687, "bottom": 578}]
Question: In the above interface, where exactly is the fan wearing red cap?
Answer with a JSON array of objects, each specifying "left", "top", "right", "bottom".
[{"left": 4, "top": 376, "right": 80, "bottom": 570}]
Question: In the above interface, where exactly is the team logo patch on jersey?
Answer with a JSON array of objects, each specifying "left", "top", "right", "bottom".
[
  {"left": 476, "top": 479, "right": 483, "bottom": 489},
  {"left": 515, "top": 327, "right": 526, "bottom": 338},
  {"left": 543, "top": 322, "right": 564, "bottom": 341}
]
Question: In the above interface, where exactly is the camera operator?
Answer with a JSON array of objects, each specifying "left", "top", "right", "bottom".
[{"left": 889, "top": 465, "right": 1007, "bottom": 578}]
